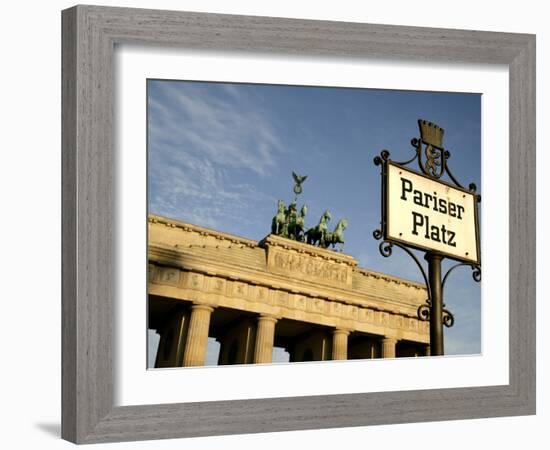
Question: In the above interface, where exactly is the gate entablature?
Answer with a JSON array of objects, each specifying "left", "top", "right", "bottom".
[{"left": 149, "top": 215, "right": 429, "bottom": 345}]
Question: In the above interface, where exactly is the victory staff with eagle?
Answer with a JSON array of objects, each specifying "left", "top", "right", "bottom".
[
  {"left": 292, "top": 171, "right": 308, "bottom": 199},
  {"left": 270, "top": 171, "right": 348, "bottom": 251}
]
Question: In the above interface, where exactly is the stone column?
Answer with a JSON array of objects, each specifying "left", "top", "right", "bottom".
[
  {"left": 253, "top": 315, "right": 278, "bottom": 364},
  {"left": 182, "top": 304, "right": 214, "bottom": 367},
  {"left": 332, "top": 329, "right": 350, "bottom": 360},
  {"left": 381, "top": 337, "right": 397, "bottom": 358}
]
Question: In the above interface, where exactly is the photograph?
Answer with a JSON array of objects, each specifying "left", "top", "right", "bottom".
[
  {"left": 1, "top": 1, "right": 541, "bottom": 447},
  {"left": 146, "top": 79, "right": 481, "bottom": 368}
]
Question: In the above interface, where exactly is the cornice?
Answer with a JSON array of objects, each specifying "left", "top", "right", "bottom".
[
  {"left": 148, "top": 214, "right": 258, "bottom": 248},
  {"left": 149, "top": 214, "right": 427, "bottom": 291}
]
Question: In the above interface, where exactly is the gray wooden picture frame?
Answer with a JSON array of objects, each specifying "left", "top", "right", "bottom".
[{"left": 61, "top": 5, "right": 536, "bottom": 444}]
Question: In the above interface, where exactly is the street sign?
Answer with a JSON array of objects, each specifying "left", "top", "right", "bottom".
[
  {"left": 374, "top": 119, "right": 482, "bottom": 356},
  {"left": 384, "top": 162, "right": 480, "bottom": 264}
]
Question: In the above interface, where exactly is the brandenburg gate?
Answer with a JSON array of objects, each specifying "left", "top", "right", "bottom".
[{"left": 148, "top": 214, "right": 430, "bottom": 367}]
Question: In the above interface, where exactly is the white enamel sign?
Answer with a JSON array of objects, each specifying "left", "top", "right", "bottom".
[{"left": 385, "top": 162, "right": 480, "bottom": 263}]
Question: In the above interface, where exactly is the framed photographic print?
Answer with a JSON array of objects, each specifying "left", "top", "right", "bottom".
[{"left": 62, "top": 5, "right": 535, "bottom": 444}]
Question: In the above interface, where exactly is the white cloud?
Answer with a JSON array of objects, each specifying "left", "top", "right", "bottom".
[
  {"left": 148, "top": 81, "right": 283, "bottom": 230},
  {"left": 148, "top": 81, "right": 285, "bottom": 176}
]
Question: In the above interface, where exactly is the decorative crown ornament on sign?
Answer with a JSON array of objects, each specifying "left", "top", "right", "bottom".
[
  {"left": 415, "top": 119, "right": 446, "bottom": 179},
  {"left": 418, "top": 119, "right": 444, "bottom": 148}
]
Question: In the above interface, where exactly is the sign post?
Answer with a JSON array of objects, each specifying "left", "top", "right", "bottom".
[
  {"left": 426, "top": 252, "right": 444, "bottom": 355},
  {"left": 374, "top": 120, "right": 481, "bottom": 356}
]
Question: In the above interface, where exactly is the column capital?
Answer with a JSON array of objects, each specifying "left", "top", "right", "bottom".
[
  {"left": 190, "top": 303, "right": 215, "bottom": 313},
  {"left": 254, "top": 314, "right": 278, "bottom": 364},
  {"left": 257, "top": 314, "right": 279, "bottom": 324},
  {"left": 332, "top": 328, "right": 351, "bottom": 336},
  {"left": 381, "top": 336, "right": 397, "bottom": 359},
  {"left": 332, "top": 328, "right": 349, "bottom": 360}
]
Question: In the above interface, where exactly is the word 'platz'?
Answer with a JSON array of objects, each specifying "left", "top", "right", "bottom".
[
  {"left": 386, "top": 163, "right": 479, "bottom": 263},
  {"left": 400, "top": 177, "right": 465, "bottom": 247}
]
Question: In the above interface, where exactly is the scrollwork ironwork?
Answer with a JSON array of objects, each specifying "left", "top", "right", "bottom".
[
  {"left": 472, "top": 265, "right": 481, "bottom": 282},
  {"left": 417, "top": 303, "right": 431, "bottom": 321},
  {"left": 379, "top": 240, "right": 393, "bottom": 257},
  {"left": 374, "top": 146, "right": 421, "bottom": 168},
  {"left": 373, "top": 234, "right": 431, "bottom": 304},
  {"left": 398, "top": 145, "right": 421, "bottom": 166},
  {"left": 375, "top": 231, "right": 434, "bottom": 323},
  {"left": 443, "top": 152, "right": 465, "bottom": 189},
  {"left": 442, "top": 309, "right": 455, "bottom": 328},
  {"left": 373, "top": 149, "right": 390, "bottom": 166},
  {"left": 442, "top": 262, "right": 482, "bottom": 295}
]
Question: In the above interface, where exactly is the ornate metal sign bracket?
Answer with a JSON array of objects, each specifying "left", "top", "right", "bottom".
[{"left": 373, "top": 119, "right": 482, "bottom": 355}]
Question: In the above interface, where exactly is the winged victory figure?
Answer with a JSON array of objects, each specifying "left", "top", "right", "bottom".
[{"left": 292, "top": 171, "right": 308, "bottom": 196}]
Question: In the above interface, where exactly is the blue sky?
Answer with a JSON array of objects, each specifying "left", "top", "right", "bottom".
[{"left": 147, "top": 79, "right": 481, "bottom": 365}]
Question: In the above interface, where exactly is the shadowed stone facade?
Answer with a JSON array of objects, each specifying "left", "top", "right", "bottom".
[{"left": 148, "top": 214, "right": 430, "bottom": 367}]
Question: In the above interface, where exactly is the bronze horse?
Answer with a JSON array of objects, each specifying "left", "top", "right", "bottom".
[
  {"left": 305, "top": 210, "right": 331, "bottom": 247},
  {"left": 325, "top": 218, "right": 348, "bottom": 249},
  {"left": 271, "top": 200, "right": 287, "bottom": 236}
]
